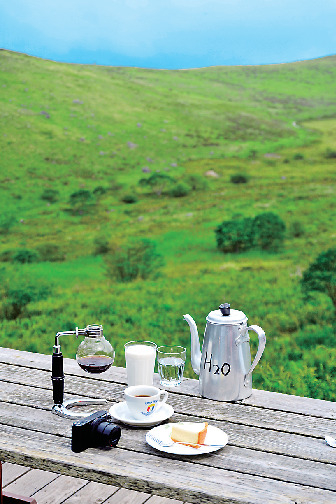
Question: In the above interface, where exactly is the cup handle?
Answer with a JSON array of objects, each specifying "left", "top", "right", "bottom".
[{"left": 157, "top": 390, "right": 168, "bottom": 410}]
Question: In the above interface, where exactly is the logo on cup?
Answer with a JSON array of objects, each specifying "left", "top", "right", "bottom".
[{"left": 145, "top": 402, "right": 156, "bottom": 414}]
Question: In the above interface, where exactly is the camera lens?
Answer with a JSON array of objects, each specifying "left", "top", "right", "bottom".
[{"left": 94, "top": 421, "right": 121, "bottom": 447}]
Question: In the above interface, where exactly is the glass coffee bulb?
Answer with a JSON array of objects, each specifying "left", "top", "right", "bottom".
[{"left": 76, "top": 325, "right": 115, "bottom": 373}]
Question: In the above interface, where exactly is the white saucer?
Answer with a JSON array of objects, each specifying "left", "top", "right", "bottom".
[{"left": 109, "top": 401, "right": 174, "bottom": 427}]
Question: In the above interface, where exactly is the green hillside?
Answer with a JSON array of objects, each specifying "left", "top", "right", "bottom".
[{"left": 0, "top": 50, "right": 336, "bottom": 400}]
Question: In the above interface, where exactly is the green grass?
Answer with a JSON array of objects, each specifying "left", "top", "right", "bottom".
[{"left": 1, "top": 50, "right": 336, "bottom": 400}]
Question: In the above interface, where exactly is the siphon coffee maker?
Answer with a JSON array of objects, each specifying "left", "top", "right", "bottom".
[{"left": 51, "top": 324, "right": 115, "bottom": 418}]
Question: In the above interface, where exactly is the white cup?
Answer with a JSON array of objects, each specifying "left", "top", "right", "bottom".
[
  {"left": 124, "top": 341, "right": 157, "bottom": 386},
  {"left": 124, "top": 385, "right": 168, "bottom": 420}
]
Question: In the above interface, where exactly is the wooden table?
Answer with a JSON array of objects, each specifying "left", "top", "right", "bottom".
[{"left": 0, "top": 347, "right": 335, "bottom": 504}]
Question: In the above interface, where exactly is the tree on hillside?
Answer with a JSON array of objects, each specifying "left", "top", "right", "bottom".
[
  {"left": 301, "top": 248, "right": 336, "bottom": 310},
  {"left": 138, "top": 173, "right": 175, "bottom": 196}
]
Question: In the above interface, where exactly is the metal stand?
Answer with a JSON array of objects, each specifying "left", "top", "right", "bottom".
[
  {"left": 51, "top": 326, "right": 108, "bottom": 419},
  {"left": 52, "top": 398, "right": 108, "bottom": 419}
]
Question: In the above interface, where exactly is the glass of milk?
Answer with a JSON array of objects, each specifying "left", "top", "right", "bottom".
[{"left": 124, "top": 341, "right": 157, "bottom": 386}]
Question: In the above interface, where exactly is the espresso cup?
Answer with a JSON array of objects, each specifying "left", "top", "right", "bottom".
[{"left": 124, "top": 385, "right": 168, "bottom": 420}]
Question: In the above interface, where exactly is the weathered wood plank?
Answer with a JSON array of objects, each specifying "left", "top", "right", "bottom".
[
  {"left": 2, "top": 492, "right": 37, "bottom": 504},
  {"left": 243, "top": 388, "right": 336, "bottom": 419},
  {"left": 167, "top": 394, "right": 336, "bottom": 438},
  {"left": 0, "top": 348, "right": 127, "bottom": 383},
  {"left": 0, "top": 424, "right": 335, "bottom": 504},
  {"left": 146, "top": 496, "right": 188, "bottom": 504},
  {"left": 1, "top": 347, "right": 335, "bottom": 419},
  {"left": 0, "top": 362, "right": 125, "bottom": 402},
  {"left": 178, "top": 377, "right": 336, "bottom": 419},
  {"left": 3, "top": 468, "right": 58, "bottom": 496},
  {"left": 31, "top": 474, "right": 87, "bottom": 504},
  {"left": 62, "top": 480, "right": 119, "bottom": 504},
  {"left": 1, "top": 463, "right": 31, "bottom": 486},
  {"left": 103, "top": 487, "right": 150, "bottom": 504},
  {"left": 1, "top": 366, "right": 335, "bottom": 441}
]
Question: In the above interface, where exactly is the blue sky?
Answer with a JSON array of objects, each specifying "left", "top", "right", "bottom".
[{"left": 1, "top": 0, "right": 336, "bottom": 69}]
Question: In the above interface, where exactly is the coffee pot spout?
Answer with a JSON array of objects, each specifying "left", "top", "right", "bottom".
[{"left": 183, "top": 314, "right": 201, "bottom": 375}]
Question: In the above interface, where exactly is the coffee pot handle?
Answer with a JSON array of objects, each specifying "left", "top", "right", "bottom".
[{"left": 244, "top": 325, "right": 266, "bottom": 387}]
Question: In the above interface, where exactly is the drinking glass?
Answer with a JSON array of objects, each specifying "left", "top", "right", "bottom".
[
  {"left": 157, "top": 345, "right": 186, "bottom": 387},
  {"left": 124, "top": 341, "right": 157, "bottom": 386}
]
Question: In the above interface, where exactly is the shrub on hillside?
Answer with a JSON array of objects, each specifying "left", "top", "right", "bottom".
[
  {"left": 93, "top": 186, "right": 107, "bottom": 196},
  {"left": 0, "top": 214, "right": 16, "bottom": 234},
  {"left": 169, "top": 182, "right": 191, "bottom": 197},
  {"left": 104, "top": 238, "right": 164, "bottom": 282},
  {"left": 230, "top": 173, "right": 249, "bottom": 184},
  {"left": 289, "top": 221, "right": 305, "bottom": 238},
  {"left": 215, "top": 217, "right": 254, "bottom": 253},
  {"left": 324, "top": 148, "right": 336, "bottom": 159},
  {"left": 41, "top": 189, "right": 59, "bottom": 203},
  {"left": 94, "top": 236, "right": 110, "bottom": 255},
  {"left": 248, "top": 149, "right": 257, "bottom": 160},
  {"left": 68, "top": 189, "right": 94, "bottom": 215},
  {"left": 13, "top": 249, "right": 39, "bottom": 264},
  {"left": 1, "top": 276, "right": 52, "bottom": 320},
  {"left": 184, "top": 174, "right": 208, "bottom": 191},
  {"left": 215, "top": 212, "right": 286, "bottom": 253},
  {"left": 36, "top": 243, "right": 65, "bottom": 262},
  {"left": 70, "top": 189, "right": 92, "bottom": 204},
  {"left": 121, "top": 193, "right": 138, "bottom": 204},
  {"left": 0, "top": 250, "right": 14, "bottom": 262},
  {"left": 301, "top": 248, "right": 336, "bottom": 310},
  {"left": 252, "top": 212, "right": 286, "bottom": 251}
]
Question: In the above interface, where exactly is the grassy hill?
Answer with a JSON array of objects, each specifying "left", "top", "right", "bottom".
[{"left": 0, "top": 50, "right": 335, "bottom": 400}]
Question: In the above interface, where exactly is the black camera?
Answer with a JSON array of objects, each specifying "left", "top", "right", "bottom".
[{"left": 71, "top": 410, "right": 121, "bottom": 453}]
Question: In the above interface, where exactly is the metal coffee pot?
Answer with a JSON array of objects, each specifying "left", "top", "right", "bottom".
[{"left": 184, "top": 303, "right": 266, "bottom": 401}]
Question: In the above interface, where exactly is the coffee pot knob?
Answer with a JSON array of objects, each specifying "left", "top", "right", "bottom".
[{"left": 219, "top": 303, "right": 230, "bottom": 316}]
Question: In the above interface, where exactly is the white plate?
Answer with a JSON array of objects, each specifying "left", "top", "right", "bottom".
[
  {"left": 109, "top": 401, "right": 174, "bottom": 427},
  {"left": 146, "top": 423, "right": 228, "bottom": 455}
]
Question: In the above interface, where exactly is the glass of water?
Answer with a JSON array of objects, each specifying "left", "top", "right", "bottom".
[{"left": 157, "top": 345, "right": 186, "bottom": 387}]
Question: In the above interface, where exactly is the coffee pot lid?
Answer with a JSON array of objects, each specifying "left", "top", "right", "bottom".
[{"left": 206, "top": 303, "right": 247, "bottom": 325}]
